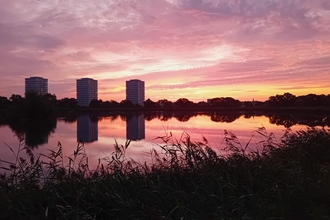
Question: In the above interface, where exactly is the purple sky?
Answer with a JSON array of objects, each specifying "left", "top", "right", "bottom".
[{"left": 0, "top": 0, "right": 330, "bottom": 101}]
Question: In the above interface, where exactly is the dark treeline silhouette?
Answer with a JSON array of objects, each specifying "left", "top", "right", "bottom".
[
  {"left": 0, "top": 92, "right": 57, "bottom": 148},
  {"left": 267, "top": 93, "right": 330, "bottom": 107},
  {"left": 1, "top": 92, "right": 329, "bottom": 148},
  {"left": 87, "top": 93, "right": 330, "bottom": 109},
  {"left": 0, "top": 92, "right": 56, "bottom": 121},
  {"left": 1, "top": 92, "right": 330, "bottom": 111}
]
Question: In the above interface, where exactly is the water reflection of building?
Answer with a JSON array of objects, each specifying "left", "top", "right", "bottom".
[
  {"left": 77, "top": 115, "right": 98, "bottom": 143},
  {"left": 126, "top": 114, "right": 145, "bottom": 141}
]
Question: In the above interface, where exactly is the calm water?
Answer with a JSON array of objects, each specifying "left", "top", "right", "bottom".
[{"left": 0, "top": 112, "right": 329, "bottom": 169}]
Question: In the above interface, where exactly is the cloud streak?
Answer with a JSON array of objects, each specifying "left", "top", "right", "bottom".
[{"left": 0, "top": 0, "right": 329, "bottom": 101}]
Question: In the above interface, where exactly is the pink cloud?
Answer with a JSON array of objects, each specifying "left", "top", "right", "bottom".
[{"left": 0, "top": 0, "right": 329, "bottom": 100}]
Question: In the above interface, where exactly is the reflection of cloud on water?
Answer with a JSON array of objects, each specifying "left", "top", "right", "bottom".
[
  {"left": 144, "top": 115, "right": 297, "bottom": 155},
  {"left": 0, "top": 127, "right": 23, "bottom": 171},
  {"left": 2, "top": 114, "right": 330, "bottom": 173},
  {"left": 84, "top": 137, "right": 159, "bottom": 165}
]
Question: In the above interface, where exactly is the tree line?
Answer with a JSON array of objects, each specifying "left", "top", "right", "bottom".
[
  {"left": 0, "top": 92, "right": 57, "bottom": 148},
  {"left": 1, "top": 92, "right": 330, "bottom": 111},
  {"left": 0, "top": 91, "right": 329, "bottom": 148}
]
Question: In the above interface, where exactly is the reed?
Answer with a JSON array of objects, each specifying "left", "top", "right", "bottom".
[{"left": 1, "top": 127, "right": 330, "bottom": 219}]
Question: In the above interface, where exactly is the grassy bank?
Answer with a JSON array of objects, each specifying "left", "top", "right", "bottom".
[{"left": 1, "top": 128, "right": 330, "bottom": 219}]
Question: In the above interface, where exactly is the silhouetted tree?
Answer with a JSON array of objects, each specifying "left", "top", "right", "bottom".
[
  {"left": 9, "top": 94, "right": 23, "bottom": 104},
  {"left": 119, "top": 100, "right": 135, "bottom": 108},
  {"left": 44, "top": 93, "right": 57, "bottom": 106},
  {"left": 299, "top": 94, "right": 327, "bottom": 107},
  {"left": 268, "top": 93, "right": 296, "bottom": 107},
  {"left": 326, "top": 95, "right": 330, "bottom": 106},
  {"left": 197, "top": 101, "right": 208, "bottom": 107},
  {"left": 102, "top": 101, "right": 112, "bottom": 108},
  {"left": 244, "top": 114, "right": 254, "bottom": 119},
  {"left": 0, "top": 96, "right": 10, "bottom": 109},
  {"left": 7, "top": 92, "right": 55, "bottom": 121},
  {"left": 144, "top": 98, "right": 158, "bottom": 108},
  {"left": 294, "top": 98, "right": 306, "bottom": 107},
  {"left": 109, "top": 100, "right": 120, "bottom": 108},
  {"left": 208, "top": 97, "right": 241, "bottom": 107},
  {"left": 157, "top": 99, "right": 173, "bottom": 109},
  {"left": 58, "top": 98, "right": 78, "bottom": 109},
  {"left": 89, "top": 99, "right": 102, "bottom": 108},
  {"left": 174, "top": 98, "right": 194, "bottom": 108}
]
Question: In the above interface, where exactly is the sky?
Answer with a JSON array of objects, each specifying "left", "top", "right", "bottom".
[{"left": 0, "top": 0, "right": 330, "bottom": 102}]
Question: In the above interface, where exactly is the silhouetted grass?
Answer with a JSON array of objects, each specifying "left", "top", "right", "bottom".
[{"left": 1, "top": 128, "right": 330, "bottom": 219}]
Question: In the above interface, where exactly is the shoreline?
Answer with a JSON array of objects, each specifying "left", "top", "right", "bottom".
[{"left": 57, "top": 106, "right": 330, "bottom": 115}]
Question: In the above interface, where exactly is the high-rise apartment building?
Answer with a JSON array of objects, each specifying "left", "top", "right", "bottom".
[
  {"left": 25, "top": 76, "right": 48, "bottom": 95},
  {"left": 76, "top": 78, "right": 98, "bottom": 107},
  {"left": 126, "top": 79, "right": 145, "bottom": 106}
]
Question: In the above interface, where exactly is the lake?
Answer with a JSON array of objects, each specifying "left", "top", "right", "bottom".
[{"left": 0, "top": 111, "right": 329, "bottom": 169}]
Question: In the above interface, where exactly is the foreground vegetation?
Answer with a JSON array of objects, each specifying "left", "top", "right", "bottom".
[{"left": 1, "top": 128, "right": 330, "bottom": 219}]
